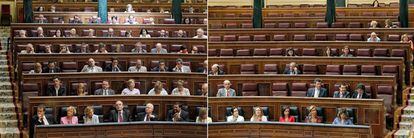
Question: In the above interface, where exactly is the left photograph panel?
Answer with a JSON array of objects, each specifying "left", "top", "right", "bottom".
[{"left": 2, "top": 0, "right": 208, "bottom": 137}]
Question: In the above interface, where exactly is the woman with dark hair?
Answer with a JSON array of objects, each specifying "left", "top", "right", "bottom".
[
  {"left": 372, "top": 0, "right": 380, "bottom": 7},
  {"left": 278, "top": 106, "right": 295, "bottom": 122},
  {"left": 139, "top": 28, "right": 151, "bottom": 38},
  {"left": 183, "top": 17, "right": 192, "bottom": 24},
  {"left": 53, "top": 29, "right": 65, "bottom": 37},
  {"left": 226, "top": 107, "right": 244, "bottom": 122},
  {"left": 285, "top": 48, "right": 296, "bottom": 57},
  {"left": 332, "top": 109, "right": 353, "bottom": 125}
]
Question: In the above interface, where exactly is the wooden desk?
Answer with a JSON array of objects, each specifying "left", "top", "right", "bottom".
[
  {"left": 22, "top": 72, "right": 206, "bottom": 96},
  {"left": 36, "top": 122, "right": 207, "bottom": 138},
  {"left": 209, "top": 97, "right": 384, "bottom": 138},
  {"left": 11, "top": 23, "right": 207, "bottom": 38},
  {"left": 208, "top": 122, "right": 372, "bottom": 138},
  {"left": 32, "top": 12, "right": 206, "bottom": 24},
  {"left": 208, "top": 28, "right": 414, "bottom": 41}
]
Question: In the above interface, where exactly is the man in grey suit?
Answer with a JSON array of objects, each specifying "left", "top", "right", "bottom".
[
  {"left": 151, "top": 43, "right": 168, "bottom": 54},
  {"left": 306, "top": 78, "right": 328, "bottom": 98},
  {"left": 172, "top": 58, "right": 191, "bottom": 73},
  {"left": 216, "top": 80, "right": 236, "bottom": 97},
  {"left": 333, "top": 83, "right": 351, "bottom": 98},
  {"left": 94, "top": 80, "right": 115, "bottom": 95}
]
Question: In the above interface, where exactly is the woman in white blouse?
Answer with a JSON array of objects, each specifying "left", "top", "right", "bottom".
[
  {"left": 171, "top": 80, "right": 190, "bottom": 96},
  {"left": 227, "top": 107, "right": 244, "bottom": 122},
  {"left": 250, "top": 106, "right": 268, "bottom": 122}
]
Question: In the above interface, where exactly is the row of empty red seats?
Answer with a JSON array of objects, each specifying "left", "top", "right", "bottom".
[
  {"left": 210, "top": 21, "right": 399, "bottom": 29},
  {"left": 209, "top": 34, "right": 408, "bottom": 41}
]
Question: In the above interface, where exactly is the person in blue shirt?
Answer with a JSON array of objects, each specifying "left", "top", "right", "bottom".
[{"left": 332, "top": 109, "right": 353, "bottom": 125}]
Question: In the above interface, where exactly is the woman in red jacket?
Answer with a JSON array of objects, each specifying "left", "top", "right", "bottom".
[{"left": 279, "top": 106, "right": 295, "bottom": 122}]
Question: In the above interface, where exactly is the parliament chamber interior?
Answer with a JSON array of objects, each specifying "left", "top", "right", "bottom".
[{"left": 0, "top": 0, "right": 414, "bottom": 137}]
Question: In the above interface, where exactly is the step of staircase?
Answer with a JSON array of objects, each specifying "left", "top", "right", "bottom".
[
  {"left": 394, "top": 129, "right": 411, "bottom": 138},
  {"left": 0, "top": 128, "right": 20, "bottom": 138},
  {"left": 399, "top": 121, "right": 412, "bottom": 130},
  {"left": 0, "top": 90, "right": 13, "bottom": 97},
  {"left": 0, "top": 96, "right": 14, "bottom": 104},
  {"left": 0, "top": 113, "right": 17, "bottom": 120},
  {"left": 0, "top": 120, "right": 18, "bottom": 129},
  {"left": 400, "top": 114, "right": 414, "bottom": 122}
]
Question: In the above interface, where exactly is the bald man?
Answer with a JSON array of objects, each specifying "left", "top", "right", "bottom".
[
  {"left": 108, "top": 101, "right": 131, "bottom": 122},
  {"left": 136, "top": 103, "right": 158, "bottom": 121}
]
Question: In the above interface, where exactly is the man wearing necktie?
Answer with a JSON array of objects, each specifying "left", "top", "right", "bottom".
[
  {"left": 104, "top": 58, "right": 122, "bottom": 72},
  {"left": 351, "top": 83, "right": 370, "bottom": 99},
  {"left": 333, "top": 84, "right": 351, "bottom": 98},
  {"left": 216, "top": 80, "right": 236, "bottom": 97},
  {"left": 167, "top": 103, "right": 189, "bottom": 122},
  {"left": 31, "top": 105, "right": 54, "bottom": 138},
  {"left": 109, "top": 101, "right": 131, "bottom": 122},
  {"left": 172, "top": 58, "right": 191, "bottom": 73},
  {"left": 94, "top": 80, "right": 115, "bottom": 95},
  {"left": 136, "top": 103, "right": 158, "bottom": 121},
  {"left": 46, "top": 77, "right": 66, "bottom": 96},
  {"left": 306, "top": 78, "right": 328, "bottom": 98}
]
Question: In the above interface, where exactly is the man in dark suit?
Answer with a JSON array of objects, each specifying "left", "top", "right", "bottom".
[
  {"left": 306, "top": 78, "right": 328, "bottom": 98},
  {"left": 283, "top": 62, "right": 301, "bottom": 75},
  {"left": 351, "top": 83, "right": 370, "bottom": 99},
  {"left": 94, "top": 80, "right": 115, "bottom": 95},
  {"left": 333, "top": 83, "right": 351, "bottom": 98},
  {"left": 42, "top": 62, "right": 61, "bottom": 73},
  {"left": 136, "top": 103, "right": 158, "bottom": 121},
  {"left": 30, "top": 105, "right": 55, "bottom": 138},
  {"left": 104, "top": 58, "right": 122, "bottom": 72},
  {"left": 208, "top": 64, "right": 225, "bottom": 75},
  {"left": 196, "top": 60, "right": 208, "bottom": 74},
  {"left": 108, "top": 101, "right": 131, "bottom": 122},
  {"left": 151, "top": 60, "right": 169, "bottom": 72},
  {"left": 46, "top": 77, "right": 66, "bottom": 96},
  {"left": 167, "top": 103, "right": 189, "bottom": 122}
]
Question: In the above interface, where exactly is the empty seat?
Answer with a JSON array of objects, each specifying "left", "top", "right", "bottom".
[
  {"left": 342, "top": 65, "right": 359, "bottom": 75},
  {"left": 293, "top": 35, "right": 306, "bottom": 41},
  {"left": 253, "top": 48, "right": 268, "bottom": 56},
  {"left": 291, "top": 83, "right": 308, "bottom": 97},
  {"left": 377, "top": 85, "right": 393, "bottom": 114},
  {"left": 269, "top": 48, "right": 283, "bottom": 56},
  {"left": 302, "top": 48, "right": 316, "bottom": 56},
  {"left": 22, "top": 83, "right": 39, "bottom": 93},
  {"left": 238, "top": 36, "right": 251, "bottom": 41},
  {"left": 349, "top": 34, "right": 363, "bottom": 41},
  {"left": 361, "top": 65, "right": 376, "bottom": 75},
  {"left": 272, "top": 83, "right": 288, "bottom": 96},
  {"left": 236, "top": 49, "right": 251, "bottom": 56},
  {"left": 391, "top": 49, "right": 405, "bottom": 57},
  {"left": 240, "top": 13, "right": 252, "bottom": 17},
  {"left": 223, "top": 35, "right": 237, "bottom": 41},
  {"left": 335, "top": 34, "right": 348, "bottom": 41},
  {"left": 209, "top": 36, "right": 221, "bottom": 41},
  {"left": 241, "top": 23, "right": 253, "bottom": 28},
  {"left": 264, "top": 64, "right": 278, "bottom": 74},
  {"left": 240, "top": 64, "right": 256, "bottom": 74},
  {"left": 348, "top": 22, "right": 362, "bottom": 28},
  {"left": 373, "top": 48, "right": 389, "bottom": 57},
  {"left": 225, "top": 23, "right": 238, "bottom": 28},
  {"left": 264, "top": 23, "right": 276, "bottom": 28},
  {"left": 314, "top": 34, "right": 327, "bottom": 41},
  {"left": 163, "top": 19, "right": 175, "bottom": 24},
  {"left": 210, "top": 24, "right": 222, "bottom": 29},
  {"left": 375, "top": 12, "right": 387, "bottom": 16},
  {"left": 208, "top": 49, "right": 217, "bottom": 56},
  {"left": 273, "top": 35, "right": 286, "bottom": 41},
  {"left": 278, "top": 23, "right": 290, "bottom": 28},
  {"left": 223, "top": 13, "right": 236, "bottom": 17},
  {"left": 387, "top": 35, "right": 400, "bottom": 41},
  {"left": 253, "top": 35, "right": 267, "bottom": 41},
  {"left": 302, "top": 64, "right": 317, "bottom": 74},
  {"left": 382, "top": 65, "right": 398, "bottom": 76},
  {"left": 22, "top": 63, "right": 35, "bottom": 73},
  {"left": 362, "top": 12, "right": 374, "bottom": 16},
  {"left": 242, "top": 83, "right": 258, "bottom": 96},
  {"left": 61, "top": 62, "right": 78, "bottom": 72},
  {"left": 326, "top": 65, "right": 341, "bottom": 75},
  {"left": 294, "top": 23, "right": 307, "bottom": 28},
  {"left": 332, "top": 22, "right": 345, "bottom": 28},
  {"left": 220, "top": 49, "right": 234, "bottom": 56},
  {"left": 267, "top": 13, "right": 280, "bottom": 17},
  {"left": 356, "top": 49, "right": 371, "bottom": 57}
]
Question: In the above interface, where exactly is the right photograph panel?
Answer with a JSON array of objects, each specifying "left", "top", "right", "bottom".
[{"left": 207, "top": 0, "right": 408, "bottom": 137}]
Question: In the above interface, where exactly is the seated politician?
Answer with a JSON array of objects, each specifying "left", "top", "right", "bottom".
[
  {"left": 94, "top": 80, "right": 115, "bottom": 95},
  {"left": 108, "top": 101, "right": 131, "bottom": 122},
  {"left": 104, "top": 57, "right": 122, "bottom": 72},
  {"left": 128, "top": 59, "right": 147, "bottom": 72},
  {"left": 60, "top": 106, "right": 78, "bottom": 124},
  {"left": 31, "top": 105, "right": 55, "bottom": 137},
  {"left": 167, "top": 103, "right": 189, "bottom": 122},
  {"left": 147, "top": 81, "right": 169, "bottom": 95},
  {"left": 136, "top": 103, "right": 158, "bottom": 121},
  {"left": 227, "top": 107, "right": 244, "bottom": 122},
  {"left": 121, "top": 79, "right": 140, "bottom": 95},
  {"left": 250, "top": 107, "right": 268, "bottom": 122},
  {"left": 83, "top": 106, "right": 99, "bottom": 124},
  {"left": 283, "top": 62, "right": 301, "bottom": 75},
  {"left": 171, "top": 80, "right": 190, "bottom": 96},
  {"left": 279, "top": 106, "right": 295, "bottom": 122},
  {"left": 46, "top": 77, "right": 66, "bottom": 96},
  {"left": 81, "top": 58, "right": 103, "bottom": 72},
  {"left": 306, "top": 78, "right": 328, "bottom": 98},
  {"left": 216, "top": 80, "right": 236, "bottom": 97},
  {"left": 305, "top": 105, "right": 322, "bottom": 123},
  {"left": 196, "top": 107, "right": 212, "bottom": 123},
  {"left": 333, "top": 83, "right": 351, "bottom": 98},
  {"left": 351, "top": 83, "right": 370, "bottom": 99},
  {"left": 151, "top": 60, "right": 169, "bottom": 72},
  {"left": 332, "top": 109, "right": 353, "bottom": 125}
]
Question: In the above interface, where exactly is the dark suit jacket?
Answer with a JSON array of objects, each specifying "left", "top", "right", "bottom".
[
  {"left": 42, "top": 67, "right": 61, "bottom": 73},
  {"left": 196, "top": 67, "right": 207, "bottom": 73},
  {"left": 136, "top": 112, "right": 158, "bottom": 121},
  {"left": 351, "top": 92, "right": 370, "bottom": 99},
  {"left": 103, "top": 64, "right": 123, "bottom": 72},
  {"left": 30, "top": 115, "right": 55, "bottom": 138},
  {"left": 306, "top": 88, "right": 328, "bottom": 97},
  {"left": 283, "top": 69, "right": 301, "bottom": 74},
  {"left": 46, "top": 86, "right": 66, "bottom": 96},
  {"left": 167, "top": 109, "right": 189, "bottom": 122},
  {"left": 108, "top": 109, "right": 131, "bottom": 122},
  {"left": 333, "top": 91, "right": 351, "bottom": 98},
  {"left": 94, "top": 88, "right": 115, "bottom": 95},
  {"left": 151, "top": 66, "right": 170, "bottom": 72},
  {"left": 208, "top": 70, "right": 225, "bottom": 75}
]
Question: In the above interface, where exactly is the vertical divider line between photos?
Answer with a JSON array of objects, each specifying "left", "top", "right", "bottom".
[{"left": 206, "top": 0, "right": 209, "bottom": 137}]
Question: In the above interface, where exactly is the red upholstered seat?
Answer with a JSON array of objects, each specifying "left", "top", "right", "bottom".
[
  {"left": 303, "top": 64, "right": 317, "bottom": 74},
  {"left": 264, "top": 23, "right": 276, "bottom": 28},
  {"left": 278, "top": 23, "right": 290, "bottom": 28},
  {"left": 62, "top": 62, "right": 78, "bottom": 72},
  {"left": 335, "top": 34, "right": 349, "bottom": 41},
  {"left": 373, "top": 48, "right": 389, "bottom": 57},
  {"left": 269, "top": 48, "right": 283, "bottom": 56},
  {"left": 348, "top": 22, "right": 362, "bottom": 28},
  {"left": 236, "top": 49, "right": 251, "bottom": 56},
  {"left": 240, "top": 64, "right": 256, "bottom": 74},
  {"left": 242, "top": 83, "right": 258, "bottom": 96},
  {"left": 316, "top": 22, "right": 328, "bottom": 28},
  {"left": 342, "top": 65, "right": 359, "bottom": 75},
  {"left": 387, "top": 35, "right": 400, "bottom": 41},
  {"left": 382, "top": 65, "right": 398, "bottom": 76},
  {"left": 291, "top": 83, "right": 308, "bottom": 97},
  {"left": 361, "top": 65, "right": 376, "bottom": 75},
  {"left": 209, "top": 36, "right": 221, "bottom": 41},
  {"left": 314, "top": 34, "right": 327, "bottom": 41},
  {"left": 208, "top": 49, "right": 217, "bottom": 56},
  {"left": 302, "top": 48, "right": 316, "bottom": 56},
  {"left": 294, "top": 23, "right": 307, "bottom": 28},
  {"left": 332, "top": 22, "right": 345, "bottom": 28},
  {"left": 253, "top": 48, "right": 268, "bottom": 56},
  {"left": 272, "top": 83, "right": 288, "bottom": 96},
  {"left": 356, "top": 49, "right": 371, "bottom": 57},
  {"left": 220, "top": 49, "right": 234, "bottom": 56},
  {"left": 293, "top": 34, "right": 306, "bottom": 41},
  {"left": 264, "top": 64, "right": 278, "bottom": 74},
  {"left": 225, "top": 23, "right": 238, "bottom": 28},
  {"left": 223, "top": 35, "right": 237, "bottom": 41},
  {"left": 241, "top": 23, "right": 253, "bottom": 28},
  {"left": 238, "top": 35, "right": 251, "bottom": 41},
  {"left": 326, "top": 65, "right": 341, "bottom": 75},
  {"left": 349, "top": 34, "right": 363, "bottom": 41},
  {"left": 391, "top": 49, "right": 405, "bottom": 57},
  {"left": 163, "top": 19, "right": 175, "bottom": 24},
  {"left": 273, "top": 35, "right": 286, "bottom": 41},
  {"left": 253, "top": 35, "right": 267, "bottom": 41}
]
